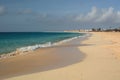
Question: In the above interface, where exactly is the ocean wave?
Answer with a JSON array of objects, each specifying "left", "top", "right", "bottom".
[
  {"left": 16, "top": 35, "right": 86, "bottom": 52},
  {"left": 17, "top": 42, "right": 52, "bottom": 52},
  {"left": 0, "top": 34, "right": 87, "bottom": 59}
]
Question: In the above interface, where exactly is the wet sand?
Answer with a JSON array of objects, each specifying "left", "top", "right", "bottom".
[
  {"left": 1, "top": 32, "right": 120, "bottom": 80},
  {"left": 0, "top": 37, "right": 86, "bottom": 80}
]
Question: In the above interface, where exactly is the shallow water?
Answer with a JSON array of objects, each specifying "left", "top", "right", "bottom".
[{"left": 0, "top": 32, "right": 85, "bottom": 54}]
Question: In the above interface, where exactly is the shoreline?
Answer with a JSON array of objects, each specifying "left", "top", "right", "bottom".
[
  {"left": 1, "top": 32, "right": 120, "bottom": 80},
  {"left": 0, "top": 33, "right": 88, "bottom": 79},
  {"left": 0, "top": 33, "right": 87, "bottom": 60}
]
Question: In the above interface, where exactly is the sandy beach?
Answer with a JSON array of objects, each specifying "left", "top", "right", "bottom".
[{"left": 0, "top": 32, "right": 120, "bottom": 80}]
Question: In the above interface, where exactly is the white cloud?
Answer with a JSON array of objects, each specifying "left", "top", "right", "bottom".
[
  {"left": 84, "top": 6, "right": 98, "bottom": 21},
  {"left": 96, "top": 7, "right": 114, "bottom": 22},
  {"left": 0, "top": 6, "right": 6, "bottom": 16},
  {"left": 75, "top": 6, "right": 120, "bottom": 24}
]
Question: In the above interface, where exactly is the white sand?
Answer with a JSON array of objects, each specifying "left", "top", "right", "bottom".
[{"left": 1, "top": 32, "right": 120, "bottom": 80}]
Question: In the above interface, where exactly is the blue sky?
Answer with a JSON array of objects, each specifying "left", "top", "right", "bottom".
[{"left": 0, "top": 0, "right": 120, "bottom": 32}]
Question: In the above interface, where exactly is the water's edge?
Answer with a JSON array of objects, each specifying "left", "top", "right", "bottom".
[{"left": 0, "top": 33, "right": 89, "bottom": 60}]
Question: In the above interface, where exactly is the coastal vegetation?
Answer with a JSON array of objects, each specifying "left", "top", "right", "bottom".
[{"left": 91, "top": 27, "right": 120, "bottom": 32}]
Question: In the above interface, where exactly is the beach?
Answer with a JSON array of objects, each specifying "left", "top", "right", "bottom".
[{"left": 0, "top": 32, "right": 120, "bottom": 80}]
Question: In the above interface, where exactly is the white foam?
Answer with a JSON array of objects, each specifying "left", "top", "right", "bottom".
[{"left": 17, "top": 42, "right": 52, "bottom": 52}]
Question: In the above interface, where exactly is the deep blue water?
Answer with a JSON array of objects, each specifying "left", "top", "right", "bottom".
[{"left": 0, "top": 32, "right": 85, "bottom": 54}]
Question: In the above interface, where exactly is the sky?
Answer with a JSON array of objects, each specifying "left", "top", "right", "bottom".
[{"left": 0, "top": 0, "right": 120, "bottom": 32}]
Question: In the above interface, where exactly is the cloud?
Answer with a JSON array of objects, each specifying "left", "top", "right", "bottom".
[
  {"left": 0, "top": 6, "right": 6, "bottom": 16},
  {"left": 14, "top": 6, "right": 120, "bottom": 28},
  {"left": 74, "top": 6, "right": 120, "bottom": 24},
  {"left": 1, "top": 6, "right": 119, "bottom": 31},
  {"left": 17, "top": 9, "right": 33, "bottom": 15},
  {"left": 76, "top": 6, "right": 98, "bottom": 22},
  {"left": 96, "top": 7, "right": 114, "bottom": 23}
]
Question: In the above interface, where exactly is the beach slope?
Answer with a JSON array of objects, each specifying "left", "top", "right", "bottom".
[{"left": 1, "top": 32, "right": 120, "bottom": 80}]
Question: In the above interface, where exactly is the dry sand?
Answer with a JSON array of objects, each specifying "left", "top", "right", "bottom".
[{"left": 0, "top": 32, "right": 120, "bottom": 80}]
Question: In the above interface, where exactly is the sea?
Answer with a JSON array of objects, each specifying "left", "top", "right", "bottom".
[{"left": 0, "top": 32, "right": 85, "bottom": 55}]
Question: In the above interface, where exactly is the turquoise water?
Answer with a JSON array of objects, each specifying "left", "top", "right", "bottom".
[{"left": 0, "top": 32, "right": 85, "bottom": 54}]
